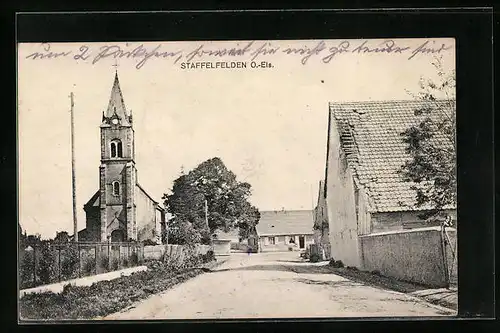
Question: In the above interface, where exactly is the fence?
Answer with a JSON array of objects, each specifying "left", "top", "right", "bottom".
[
  {"left": 143, "top": 244, "right": 212, "bottom": 261},
  {"left": 359, "top": 226, "right": 457, "bottom": 288},
  {"left": 19, "top": 241, "right": 144, "bottom": 290}
]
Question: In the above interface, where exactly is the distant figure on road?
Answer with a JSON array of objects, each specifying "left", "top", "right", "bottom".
[{"left": 247, "top": 247, "right": 252, "bottom": 256}]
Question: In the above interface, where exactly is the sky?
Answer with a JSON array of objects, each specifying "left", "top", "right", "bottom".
[{"left": 18, "top": 38, "right": 455, "bottom": 238}]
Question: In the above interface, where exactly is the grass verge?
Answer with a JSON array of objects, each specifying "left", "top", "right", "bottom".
[{"left": 19, "top": 257, "right": 223, "bottom": 320}]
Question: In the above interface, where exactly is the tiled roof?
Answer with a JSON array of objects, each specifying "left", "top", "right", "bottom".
[
  {"left": 84, "top": 190, "right": 100, "bottom": 208},
  {"left": 329, "top": 100, "right": 456, "bottom": 213},
  {"left": 136, "top": 183, "right": 163, "bottom": 207},
  {"left": 256, "top": 210, "right": 314, "bottom": 236}
]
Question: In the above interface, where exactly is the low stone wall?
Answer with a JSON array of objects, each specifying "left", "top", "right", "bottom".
[
  {"left": 260, "top": 243, "right": 301, "bottom": 252},
  {"left": 231, "top": 242, "right": 258, "bottom": 253},
  {"left": 359, "top": 227, "right": 456, "bottom": 288},
  {"left": 144, "top": 244, "right": 211, "bottom": 261},
  {"left": 212, "top": 240, "right": 231, "bottom": 256}
]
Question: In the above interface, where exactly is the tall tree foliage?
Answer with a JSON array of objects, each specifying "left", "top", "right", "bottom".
[
  {"left": 400, "top": 57, "right": 456, "bottom": 221},
  {"left": 163, "top": 157, "right": 260, "bottom": 245}
]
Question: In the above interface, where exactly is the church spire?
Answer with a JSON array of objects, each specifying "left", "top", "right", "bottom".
[{"left": 103, "top": 71, "right": 131, "bottom": 126}]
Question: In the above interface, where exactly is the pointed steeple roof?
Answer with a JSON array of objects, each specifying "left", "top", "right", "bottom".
[{"left": 104, "top": 71, "right": 131, "bottom": 126}]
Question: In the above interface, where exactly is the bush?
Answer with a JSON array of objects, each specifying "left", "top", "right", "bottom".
[
  {"left": 310, "top": 253, "right": 321, "bottom": 263},
  {"left": 37, "top": 244, "right": 58, "bottom": 285},
  {"left": 162, "top": 251, "right": 184, "bottom": 271},
  {"left": 329, "top": 258, "right": 344, "bottom": 268},
  {"left": 61, "top": 283, "right": 73, "bottom": 296},
  {"left": 122, "top": 258, "right": 129, "bottom": 268},
  {"left": 100, "top": 254, "right": 110, "bottom": 272},
  {"left": 185, "top": 254, "right": 202, "bottom": 268},
  {"left": 142, "top": 239, "right": 157, "bottom": 246},
  {"left": 60, "top": 246, "right": 79, "bottom": 279},
  {"left": 302, "top": 248, "right": 310, "bottom": 259},
  {"left": 163, "top": 220, "right": 202, "bottom": 246},
  {"left": 82, "top": 256, "right": 96, "bottom": 275},
  {"left": 130, "top": 252, "right": 139, "bottom": 266},
  {"left": 111, "top": 257, "right": 119, "bottom": 271},
  {"left": 205, "top": 250, "right": 215, "bottom": 262},
  {"left": 19, "top": 250, "right": 35, "bottom": 289},
  {"left": 371, "top": 270, "right": 381, "bottom": 276}
]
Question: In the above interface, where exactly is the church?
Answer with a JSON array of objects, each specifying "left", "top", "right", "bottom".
[{"left": 77, "top": 71, "right": 166, "bottom": 244}]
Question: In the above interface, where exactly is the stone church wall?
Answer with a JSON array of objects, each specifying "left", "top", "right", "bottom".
[
  {"left": 83, "top": 206, "right": 101, "bottom": 241},
  {"left": 101, "top": 127, "right": 134, "bottom": 160},
  {"left": 136, "top": 185, "right": 160, "bottom": 244},
  {"left": 104, "top": 163, "right": 127, "bottom": 205}
]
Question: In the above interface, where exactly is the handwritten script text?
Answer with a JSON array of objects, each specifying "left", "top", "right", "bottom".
[{"left": 24, "top": 40, "right": 452, "bottom": 69}]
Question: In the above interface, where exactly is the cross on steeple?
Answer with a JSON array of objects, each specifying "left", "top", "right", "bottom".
[{"left": 112, "top": 58, "right": 119, "bottom": 73}]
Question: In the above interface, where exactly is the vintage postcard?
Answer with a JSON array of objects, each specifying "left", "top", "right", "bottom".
[{"left": 18, "top": 38, "right": 457, "bottom": 321}]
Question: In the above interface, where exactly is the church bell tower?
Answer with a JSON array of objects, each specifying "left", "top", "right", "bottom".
[{"left": 99, "top": 71, "right": 137, "bottom": 242}]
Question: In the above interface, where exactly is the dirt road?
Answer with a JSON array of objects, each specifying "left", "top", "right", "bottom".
[{"left": 103, "top": 251, "right": 455, "bottom": 319}]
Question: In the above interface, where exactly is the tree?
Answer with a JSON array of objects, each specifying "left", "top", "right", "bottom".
[
  {"left": 400, "top": 56, "right": 456, "bottom": 221},
  {"left": 163, "top": 157, "right": 260, "bottom": 244},
  {"left": 164, "top": 219, "right": 202, "bottom": 246},
  {"left": 19, "top": 223, "right": 26, "bottom": 249},
  {"left": 54, "top": 231, "right": 70, "bottom": 244},
  {"left": 25, "top": 233, "right": 42, "bottom": 247}
]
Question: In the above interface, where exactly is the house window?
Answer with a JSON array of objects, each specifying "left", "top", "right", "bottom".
[
  {"left": 289, "top": 236, "right": 295, "bottom": 244},
  {"left": 110, "top": 140, "right": 123, "bottom": 158},
  {"left": 269, "top": 237, "right": 276, "bottom": 245},
  {"left": 112, "top": 181, "right": 120, "bottom": 196}
]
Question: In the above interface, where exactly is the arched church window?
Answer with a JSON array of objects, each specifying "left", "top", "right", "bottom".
[
  {"left": 117, "top": 141, "right": 123, "bottom": 157},
  {"left": 110, "top": 140, "right": 123, "bottom": 158},
  {"left": 111, "top": 141, "right": 116, "bottom": 157},
  {"left": 112, "top": 181, "right": 120, "bottom": 196}
]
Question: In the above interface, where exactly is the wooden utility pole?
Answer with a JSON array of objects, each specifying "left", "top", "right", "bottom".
[{"left": 70, "top": 92, "right": 78, "bottom": 242}]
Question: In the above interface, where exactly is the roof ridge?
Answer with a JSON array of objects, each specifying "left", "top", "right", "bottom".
[
  {"left": 260, "top": 210, "right": 313, "bottom": 213},
  {"left": 329, "top": 98, "right": 454, "bottom": 106}
]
